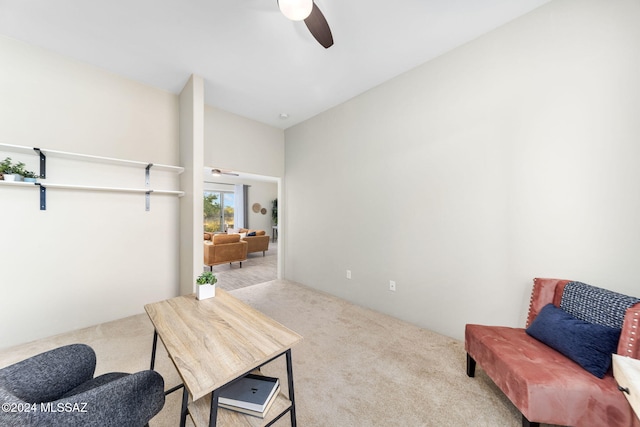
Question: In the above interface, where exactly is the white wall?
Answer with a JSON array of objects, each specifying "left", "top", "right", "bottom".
[
  {"left": 204, "top": 105, "right": 285, "bottom": 178},
  {"left": 0, "top": 36, "right": 181, "bottom": 348},
  {"left": 246, "top": 181, "right": 277, "bottom": 233},
  {"left": 284, "top": 0, "right": 640, "bottom": 341}
]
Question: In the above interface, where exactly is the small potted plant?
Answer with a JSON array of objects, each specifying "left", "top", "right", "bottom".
[
  {"left": 0, "top": 157, "right": 16, "bottom": 181},
  {"left": 196, "top": 271, "right": 218, "bottom": 300},
  {"left": 11, "top": 161, "right": 27, "bottom": 181},
  {"left": 23, "top": 170, "right": 39, "bottom": 183}
]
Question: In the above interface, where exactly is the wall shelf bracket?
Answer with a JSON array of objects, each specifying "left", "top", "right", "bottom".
[
  {"left": 145, "top": 164, "right": 153, "bottom": 211},
  {"left": 145, "top": 163, "right": 153, "bottom": 187},
  {"left": 34, "top": 148, "right": 46, "bottom": 178},
  {"left": 38, "top": 183, "right": 47, "bottom": 210}
]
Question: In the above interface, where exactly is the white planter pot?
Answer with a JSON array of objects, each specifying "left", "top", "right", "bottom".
[
  {"left": 196, "top": 283, "right": 216, "bottom": 300},
  {"left": 2, "top": 174, "right": 17, "bottom": 182}
]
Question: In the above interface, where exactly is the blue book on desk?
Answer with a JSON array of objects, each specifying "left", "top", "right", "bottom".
[{"left": 218, "top": 374, "right": 280, "bottom": 413}]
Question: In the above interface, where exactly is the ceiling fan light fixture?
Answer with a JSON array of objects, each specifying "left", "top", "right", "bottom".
[{"left": 278, "top": 0, "right": 313, "bottom": 21}]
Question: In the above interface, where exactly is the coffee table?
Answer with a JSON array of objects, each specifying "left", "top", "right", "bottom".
[{"left": 145, "top": 290, "right": 303, "bottom": 427}]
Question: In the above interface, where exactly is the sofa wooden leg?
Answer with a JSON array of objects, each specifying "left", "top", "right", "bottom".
[
  {"left": 263, "top": 251, "right": 265, "bottom": 256},
  {"left": 522, "top": 414, "right": 539, "bottom": 427},
  {"left": 240, "top": 261, "right": 242, "bottom": 268},
  {"left": 466, "top": 353, "right": 476, "bottom": 377}
]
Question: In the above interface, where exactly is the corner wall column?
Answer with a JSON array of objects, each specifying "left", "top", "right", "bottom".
[{"left": 179, "top": 75, "right": 205, "bottom": 295}]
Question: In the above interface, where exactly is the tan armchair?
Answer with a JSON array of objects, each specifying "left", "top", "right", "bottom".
[
  {"left": 203, "top": 233, "right": 248, "bottom": 269},
  {"left": 239, "top": 229, "right": 270, "bottom": 256}
]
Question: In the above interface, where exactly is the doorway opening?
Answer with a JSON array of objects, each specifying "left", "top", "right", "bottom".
[{"left": 203, "top": 168, "right": 281, "bottom": 291}]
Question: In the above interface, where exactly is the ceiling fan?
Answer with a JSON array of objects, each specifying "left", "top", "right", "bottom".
[
  {"left": 211, "top": 168, "right": 239, "bottom": 177},
  {"left": 278, "top": 0, "right": 334, "bottom": 49}
]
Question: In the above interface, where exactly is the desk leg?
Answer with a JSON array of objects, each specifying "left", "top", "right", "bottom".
[
  {"left": 150, "top": 330, "right": 158, "bottom": 370},
  {"left": 286, "top": 349, "right": 297, "bottom": 427},
  {"left": 180, "top": 387, "right": 189, "bottom": 427},
  {"left": 209, "top": 388, "right": 220, "bottom": 427}
]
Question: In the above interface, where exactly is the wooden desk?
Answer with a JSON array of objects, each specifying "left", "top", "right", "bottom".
[
  {"left": 613, "top": 354, "right": 640, "bottom": 421},
  {"left": 145, "top": 290, "right": 303, "bottom": 427}
]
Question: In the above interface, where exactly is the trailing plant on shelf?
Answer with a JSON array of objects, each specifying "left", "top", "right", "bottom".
[
  {"left": 0, "top": 157, "right": 13, "bottom": 177},
  {"left": 22, "top": 170, "right": 39, "bottom": 182},
  {"left": 0, "top": 157, "right": 38, "bottom": 182},
  {"left": 0, "top": 157, "right": 27, "bottom": 181},
  {"left": 12, "top": 161, "right": 27, "bottom": 177}
]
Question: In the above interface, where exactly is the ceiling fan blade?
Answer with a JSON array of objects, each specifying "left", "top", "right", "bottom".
[
  {"left": 304, "top": 2, "right": 333, "bottom": 49},
  {"left": 211, "top": 168, "right": 239, "bottom": 177}
]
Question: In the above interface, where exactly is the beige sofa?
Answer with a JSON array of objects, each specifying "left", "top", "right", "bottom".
[
  {"left": 238, "top": 229, "right": 270, "bottom": 256},
  {"left": 203, "top": 233, "right": 248, "bottom": 269}
]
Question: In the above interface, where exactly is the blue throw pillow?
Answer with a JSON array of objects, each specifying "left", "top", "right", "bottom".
[
  {"left": 247, "top": 232, "right": 256, "bottom": 236},
  {"left": 525, "top": 304, "right": 621, "bottom": 378}
]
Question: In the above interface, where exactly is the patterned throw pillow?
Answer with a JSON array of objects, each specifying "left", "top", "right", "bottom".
[{"left": 560, "top": 281, "right": 640, "bottom": 329}]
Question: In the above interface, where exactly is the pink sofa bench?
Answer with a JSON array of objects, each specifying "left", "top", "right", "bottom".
[{"left": 465, "top": 278, "right": 640, "bottom": 427}]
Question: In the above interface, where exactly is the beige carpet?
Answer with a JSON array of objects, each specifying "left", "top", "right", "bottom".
[{"left": 0, "top": 280, "right": 557, "bottom": 427}]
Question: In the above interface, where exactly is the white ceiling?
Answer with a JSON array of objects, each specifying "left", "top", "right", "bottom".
[{"left": 0, "top": 0, "right": 551, "bottom": 129}]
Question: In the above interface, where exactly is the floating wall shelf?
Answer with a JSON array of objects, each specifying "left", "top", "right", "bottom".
[{"left": 0, "top": 143, "right": 184, "bottom": 210}]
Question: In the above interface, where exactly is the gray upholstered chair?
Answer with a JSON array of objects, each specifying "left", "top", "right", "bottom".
[{"left": 0, "top": 343, "right": 164, "bottom": 427}]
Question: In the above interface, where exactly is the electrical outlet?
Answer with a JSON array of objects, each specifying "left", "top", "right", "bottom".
[
  {"left": 389, "top": 280, "right": 396, "bottom": 291},
  {"left": 346, "top": 270, "right": 352, "bottom": 279}
]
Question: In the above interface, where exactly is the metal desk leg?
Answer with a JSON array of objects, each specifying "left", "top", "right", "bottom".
[
  {"left": 286, "top": 349, "right": 297, "bottom": 427},
  {"left": 151, "top": 329, "right": 187, "bottom": 399},
  {"left": 180, "top": 387, "right": 189, "bottom": 427},
  {"left": 209, "top": 388, "right": 220, "bottom": 427},
  {"left": 150, "top": 330, "right": 158, "bottom": 370}
]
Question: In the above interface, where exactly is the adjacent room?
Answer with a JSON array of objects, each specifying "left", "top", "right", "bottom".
[
  {"left": 202, "top": 172, "right": 279, "bottom": 290},
  {"left": 1, "top": 0, "right": 639, "bottom": 426}
]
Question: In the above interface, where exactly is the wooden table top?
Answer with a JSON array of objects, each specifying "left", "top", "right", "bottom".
[{"left": 145, "top": 290, "right": 302, "bottom": 401}]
